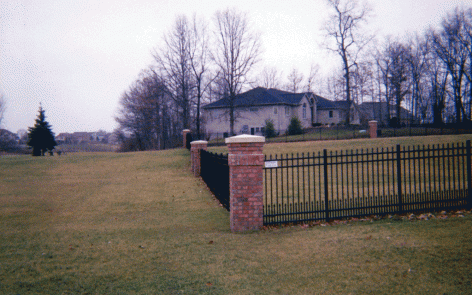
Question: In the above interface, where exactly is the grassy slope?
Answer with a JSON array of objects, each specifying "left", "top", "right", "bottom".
[{"left": 1, "top": 137, "right": 471, "bottom": 294}]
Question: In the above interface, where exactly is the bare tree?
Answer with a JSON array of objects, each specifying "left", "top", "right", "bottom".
[
  {"left": 377, "top": 38, "right": 411, "bottom": 126},
  {"left": 153, "top": 15, "right": 193, "bottom": 130},
  {"left": 188, "top": 14, "right": 212, "bottom": 139},
  {"left": 115, "top": 69, "right": 176, "bottom": 151},
  {"left": 461, "top": 7, "right": 472, "bottom": 120},
  {"left": 212, "top": 8, "right": 262, "bottom": 135},
  {"left": 325, "top": 69, "right": 345, "bottom": 102},
  {"left": 406, "top": 33, "right": 429, "bottom": 124},
  {"left": 285, "top": 68, "right": 304, "bottom": 92},
  {"left": 376, "top": 43, "right": 393, "bottom": 123},
  {"left": 324, "top": 0, "right": 372, "bottom": 124},
  {"left": 432, "top": 7, "right": 469, "bottom": 123},
  {"left": 305, "top": 63, "right": 321, "bottom": 93},
  {"left": 351, "top": 60, "right": 373, "bottom": 105},
  {"left": 0, "top": 93, "right": 5, "bottom": 127},
  {"left": 389, "top": 42, "right": 411, "bottom": 125},
  {"left": 257, "top": 66, "right": 282, "bottom": 89},
  {"left": 427, "top": 51, "right": 449, "bottom": 125}
]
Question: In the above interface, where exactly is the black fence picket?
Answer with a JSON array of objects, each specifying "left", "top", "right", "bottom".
[
  {"left": 200, "top": 150, "right": 230, "bottom": 211},
  {"left": 263, "top": 140, "right": 472, "bottom": 225}
]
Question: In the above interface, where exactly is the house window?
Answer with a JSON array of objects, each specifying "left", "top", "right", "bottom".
[
  {"left": 303, "top": 103, "right": 307, "bottom": 119},
  {"left": 329, "top": 110, "right": 334, "bottom": 118},
  {"left": 285, "top": 106, "right": 290, "bottom": 117},
  {"left": 256, "top": 127, "right": 260, "bottom": 132},
  {"left": 274, "top": 107, "right": 277, "bottom": 114}
]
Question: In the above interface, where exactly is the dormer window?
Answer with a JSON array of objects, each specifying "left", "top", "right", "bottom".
[{"left": 303, "top": 103, "right": 307, "bottom": 119}]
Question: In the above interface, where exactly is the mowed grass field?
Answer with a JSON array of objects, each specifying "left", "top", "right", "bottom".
[{"left": 1, "top": 135, "right": 472, "bottom": 294}]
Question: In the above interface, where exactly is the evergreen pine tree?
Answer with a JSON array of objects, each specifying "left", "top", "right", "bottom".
[{"left": 27, "top": 105, "right": 57, "bottom": 156}]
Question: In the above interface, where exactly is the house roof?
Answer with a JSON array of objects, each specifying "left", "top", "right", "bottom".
[
  {"left": 202, "top": 87, "right": 351, "bottom": 112},
  {"left": 202, "top": 87, "right": 314, "bottom": 109},
  {"left": 316, "top": 96, "right": 351, "bottom": 110}
]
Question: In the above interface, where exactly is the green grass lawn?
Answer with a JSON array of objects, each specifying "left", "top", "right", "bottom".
[{"left": 1, "top": 137, "right": 472, "bottom": 294}]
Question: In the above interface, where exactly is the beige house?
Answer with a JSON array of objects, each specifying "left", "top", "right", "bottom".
[
  {"left": 317, "top": 96, "right": 360, "bottom": 125},
  {"left": 202, "top": 87, "right": 359, "bottom": 138}
]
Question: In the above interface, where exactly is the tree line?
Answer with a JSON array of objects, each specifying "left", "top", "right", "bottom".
[
  {"left": 322, "top": 0, "right": 472, "bottom": 126},
  {"left": 115, "top": 9, "right": 262, "bottom": 151},
  {"left": 115, "top": 2, "right": 472, "bottom": 151}
]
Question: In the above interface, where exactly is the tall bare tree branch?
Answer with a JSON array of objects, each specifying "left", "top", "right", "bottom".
[
  {"left": 324, "top": 0, "right": 372, "bottom": 124},
  {"left": 0, "top": 93, "right": 5, "bottom": 127},
  {"left": 212, "top": 8, "right": 262, "bottom": 135}
]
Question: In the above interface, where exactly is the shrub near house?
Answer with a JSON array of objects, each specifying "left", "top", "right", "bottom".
[{"left": 287, "top": 116, "right": 303, "bottom": 135}]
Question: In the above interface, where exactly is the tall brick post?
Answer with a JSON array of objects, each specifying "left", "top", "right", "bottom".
[
  {"left": 369, "top": 121, "right": 378, "bottom": 139},
  {"left": 182, "top": 129, "right": 191, "bottom": 148},
  {"left": 225, "top": 135, "right": 265, "bottom": 232},
  {"left": 190, "top": 140, "right": 207, "bottom": 177}
]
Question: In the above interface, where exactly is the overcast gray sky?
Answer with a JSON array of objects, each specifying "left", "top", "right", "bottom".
[{"left": 1, "top": 0, "right": 470, "bottom": 134}]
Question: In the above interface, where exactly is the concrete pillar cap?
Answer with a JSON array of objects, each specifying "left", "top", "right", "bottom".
[
  {"left": 190, "top": 140, "right": 208, "bottom": 145},
  {"left": 225, "top": 134, "right": 265, "bottom": 144},
  {"left": 183, "top": 129, "right": 191, "bottom": 132}
]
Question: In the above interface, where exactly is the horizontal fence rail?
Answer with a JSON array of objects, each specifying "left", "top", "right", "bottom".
[
  {"left": 200, "top": 150, "right": 230, "bottom": 211},
  {"left": 263, "top": 140, "right": 472, "bottom": 225}
]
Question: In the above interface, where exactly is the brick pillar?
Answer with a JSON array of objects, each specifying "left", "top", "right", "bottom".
[
  {"left": 225, "top": 135, "right": 265, "bottom": 232},
  {"left": 190, "top": 140, "right": 207, "bottom": 177},
  {"left": 182, "top": 129, "right": 191, "bottom": 148},
  {"left": 369, "top": 121, "right": 378, "bottom": 139}
]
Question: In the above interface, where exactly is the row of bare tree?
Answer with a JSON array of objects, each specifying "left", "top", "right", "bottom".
[
  {"left": 115, "top": 8, "right": 262, "bottom": 150},
  {"left": 322, "top": 1, "right": 472, "bottom": 126},
  {"left": 115, "top": 2, "right": 472, "bottom": 151}
]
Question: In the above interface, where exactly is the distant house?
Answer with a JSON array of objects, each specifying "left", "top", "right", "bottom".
[
  {"left": 202, "top": 87, "right": 359, "bottom": 138},
  {"left": 72, "top": 132, "right": 91, "bottom": 143},
  {"left": 317, "top": 96, "right": 360, "bottom": 125},
  {"left": 56, "top": 131, "right": 111, "bottom": 144},
  {"left": 0, "top": 129, "right": 20, "bottom": 151},
  {"left": 56, "top": 133, "right": 73, "bottom": 144},
  {"left": 358, "top": 102, "right": 419, "bottom": 126},
  {"left": 0, "top": 129, "right": 19, "bottom": 142}
]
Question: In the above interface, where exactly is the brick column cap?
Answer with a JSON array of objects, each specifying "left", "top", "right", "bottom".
[
  {"left": 183, "top": 129, "right": 191, "bottom": 132},
  {"left": 225, "top": 134, "right": 265, "bottom": 144},
  {"left": 190, "top": 140, "right": 208, "bottom": 145},
  {"left": 368, "top": 120, "right": 378, "bottom": 124}
]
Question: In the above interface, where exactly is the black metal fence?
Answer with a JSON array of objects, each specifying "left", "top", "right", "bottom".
[
  {"left": 263, "top": 140, "right": 472, "bottom": 225},
  {"left": 200, "top": 150, "right": 230, "bottom": 211}
]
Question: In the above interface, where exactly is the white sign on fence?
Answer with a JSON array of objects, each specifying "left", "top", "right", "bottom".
[{"left": 264, "top": 161, "right": 278, "bottom": 168}]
